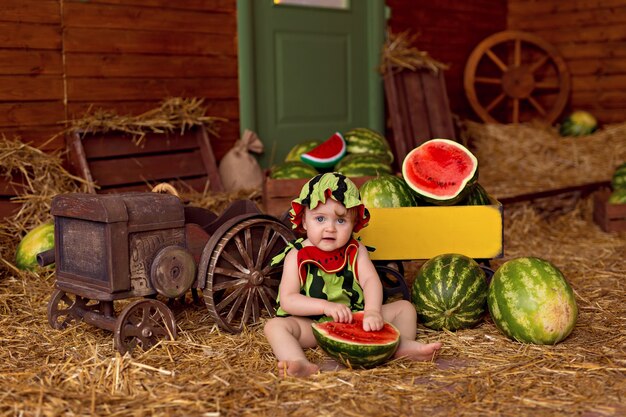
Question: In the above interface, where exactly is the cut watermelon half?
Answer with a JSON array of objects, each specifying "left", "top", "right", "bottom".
[
  {"left": 300, "top": 132, "right": 346, "bottom": 169},
  {"left": 402, "top": 138, "right": 478, "bottom": 205},
  {"left": 312, "top": 311, "right": 400, "bottom": 368}
]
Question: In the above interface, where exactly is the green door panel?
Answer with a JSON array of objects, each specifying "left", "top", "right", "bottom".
[{"left": 238, "top": 0, "right": 385, "bottom": 168}]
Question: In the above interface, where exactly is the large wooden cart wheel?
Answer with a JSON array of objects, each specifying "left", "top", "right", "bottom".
[
  {"left": 201, "top": 217, "right": 295, "bottom": 333},
  {"left": 114, "top": 299, "right": 177, "bottom": 355},
  {"left": 464, "top": 30, "right": 570, "bottom": 124},
  {"left": 47, "top": 289, "right": 100, "bottom": 329}
]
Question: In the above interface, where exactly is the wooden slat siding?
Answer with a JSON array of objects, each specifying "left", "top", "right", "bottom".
[
  {"left": 64, "top": 28, "right": 235, "bottom": 56},
  {"left": 63, "top": 3, "right": 236, "bottom": 35},
  {"left": 508, "top": 0, "right": 626, "bottom": 123},
  {"left": 66, "top": 78, "right": 238, "bottom": 101},
  {"left": 2, "top": 0, "right": 61, "bottom": 24},
  {"left": 70, "top": 0, "right": 236, "bottom": 12},
  {"left": 386, "top": 0, "right": 507, "bottom": 121},
  {"left": 0, "top": 51, "right": 63, "bottom": 76},
  {"left": 0, "top": 201, "right": 20, "bottom": 219},
  {"left": 0, "top": 76, "right": 64, "bottom": 101},
  {"left": 80, "top": 132, "right": 205, "bottom": 159},
  {"left": 0, "top": 128, "right": 67, "bottom": 152},
  {"left": 0, "top": 103, "right": 66, "bottom": 127},
  {"left": 88, "top": 150, "right": 208, "bottom": 187},
  {"left": 0, "top": 23, "right": 61, "bottom": 50},
  {"left": 65, "top": 54, "right": 238, "bottom": 78}
]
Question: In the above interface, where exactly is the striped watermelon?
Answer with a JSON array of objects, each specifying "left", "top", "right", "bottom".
[
  {"left": 608, "top": 188, "right": 626, "bottom": 204},
  {"left": 301, "top": 132, "right": 346, "bottom": 169},
  {"left": 462, "top": 183, "right": 491, "bottom": 206},
  {"left": 412, "top": 253, "right": 488, "bottom": 331},
  {"left": 284, "top": 140, "right": 321, "bottom": 162},
  {"left": 359, "top": 175, "right": 417, "bottom": 208},
  {"left": 343, "top": 128, "right": 394, "bottom": 163},
  {"left": 311, "top": 311, "right": 400, "bottom": 368},
  {"left": 269, "top": 161, "right": 318, "bottom": 179},
  {"left": 15, "top": 222, "right": 55, "bottom": 270},
  {"left": 611, "top": 162, "right": 626, "bottom": 190},
  {"left": 488, "top": 257, "right": 578, "bottom": 345},
  {"left": 402, "top": 139, "right": 478, "bottom": 206},
  {"left": 559, "top": 111, "right": 598, "bottom": 137},
  {"left": 335, "top": 154, "right": 392, "bottom": 177}
]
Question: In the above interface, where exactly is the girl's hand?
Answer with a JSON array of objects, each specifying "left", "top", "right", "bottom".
[
  {"left": 323, "top": 302, "right": 353, "bottom": 323},
  {"left": 362, "top": 310, "right": 384, "bottom": 331}
]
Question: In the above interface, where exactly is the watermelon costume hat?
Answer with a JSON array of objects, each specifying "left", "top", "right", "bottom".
[{"left": 290, "top": 172, "right": 370, "bottom": 233}]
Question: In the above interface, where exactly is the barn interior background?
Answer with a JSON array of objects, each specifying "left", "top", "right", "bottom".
[{"left": 0, "top": 1, "right": 624, "bottom": 416}]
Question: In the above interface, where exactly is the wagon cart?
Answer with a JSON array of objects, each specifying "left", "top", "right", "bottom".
[
  {"left": 356, "top": 200, "right": 504, "bottom": 300},
  {"left": 41, "top": 192, "right": 295, "bottom": 354}
]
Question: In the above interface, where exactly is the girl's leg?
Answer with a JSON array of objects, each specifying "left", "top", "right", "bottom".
[
  {"left": 381, "top": 300, "right": 442, "bottom": 361},
  {"left": 264, "top": 316, "right": 320, "bottom": 377}
]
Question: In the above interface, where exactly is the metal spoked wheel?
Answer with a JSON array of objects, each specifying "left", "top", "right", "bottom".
[
  {"left": 47, "top": 289, "right": 100, "bottom": 329},
  {"left": 202, "top": 217, "right": 295, "bottom": 333},
  {"left": 113, "top": 299, "right": 177, "bottom": 355},
  {"left": 464, "top": 30, "right": 570, "bottom": 124}
]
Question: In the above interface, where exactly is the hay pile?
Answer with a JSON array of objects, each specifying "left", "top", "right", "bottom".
[
  {"left": 464, "top": 121, "right": 626, "bottom": 199},
  {"left": 381, "top": 31, "right": 449, "bottom": 74}
]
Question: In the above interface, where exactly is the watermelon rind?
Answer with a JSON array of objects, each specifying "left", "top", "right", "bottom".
[
  {"left": 359, "top": 175, "right": 417, "bottom": 208},
  {"left": 301, "top": 132, "right": 347, "bottom": 169},
  {"left": 335, "top": 154, "right": 393, "bottom": 177},
  {"left": 461, "top": 183, "right": 491, "bottom": 206},
  {"left": 344, "top": 128, "right": 394, "bottom": 163},
  {"left": 269, "top": 161, "right": 319, "bottom": 179},
  {"left": 15, "top": 222, "right": 55, "bottom": 270},
  {"left": 611, "top": 162, "right": 626, "bottom": 190},
  {"left": 284, "top": 140, "right": 321, "bottom": 162},
  {"left": 487, "top": 257, "right": 578, "bottom": 345},
  {"left": 608, "top": 188, "right": 626, "bottom": 204},
  {"left": 402, "top": 139, "right": 478, "bottom": 206},
  {"left": 311, "top": 312, "right": 400, "bottom": 369},
  {"left": 412, "top": 253, "right": 488, "bottom": 331},
  {"left": 559, "top": 111, "right": 598, "bottom": 137}
]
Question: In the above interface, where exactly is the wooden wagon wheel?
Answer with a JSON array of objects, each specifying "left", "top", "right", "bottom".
[
  {"left": 47, "top": 289, "right": 100, "bottom": 329},
  {"left": 114, "top": 299, "right": 177, "bottom": 355},
  {"left": 202, "top": 217, "right": 295, "bottom": 333},
  {"left": 464, "top": 30, "right": 570, "bottom": 124}
]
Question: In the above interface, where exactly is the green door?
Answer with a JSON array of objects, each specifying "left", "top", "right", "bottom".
[{"left": 238, "top": 0, "right": 385, "bottom": 168}]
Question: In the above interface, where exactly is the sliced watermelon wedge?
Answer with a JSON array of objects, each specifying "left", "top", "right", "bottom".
[{"left": 300, "top": 132, "right": 346, "bottom": 169}]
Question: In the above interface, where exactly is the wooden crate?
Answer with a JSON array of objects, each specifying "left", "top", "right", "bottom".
[
  {"left": 593, "top": 190, "right": 626, "bottom": 233},
  {"left": 68, "top": 125, "right": 223, "bottom": 194},
  {"left": 0, "top": 174, "right": 25, "bottom": 219},
  {"left": 262, "top": 175, "right": 374, "bottom": 217},
  {"left": 384, "top": 65, "right": 455, "bottom": 164}
]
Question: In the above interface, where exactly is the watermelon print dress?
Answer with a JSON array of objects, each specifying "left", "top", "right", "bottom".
[{"left": 274, "top": 237, "right": 365, "bottom": 318}]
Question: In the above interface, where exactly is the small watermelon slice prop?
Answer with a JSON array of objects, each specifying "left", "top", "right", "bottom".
[
  {"left": 300, "top": 132, "right": 346, "bottom": 169},
  {"left": 402, "top": 138, "right": 478, "bottom": 205},
  {"left": 311, "top": 311, "right": 400, "bottom": 369}
]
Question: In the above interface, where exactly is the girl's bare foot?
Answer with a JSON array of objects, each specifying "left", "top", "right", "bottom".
[
  {"left": 394, "top": 341, "right": 442, "bottom": 361},
  {"left": 277, "top": 359, "right": 320, "bottom": 377}
]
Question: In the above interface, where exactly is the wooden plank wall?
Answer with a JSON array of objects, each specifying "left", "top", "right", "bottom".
[
  {"left": 0, "top": 0, "right": 239, "bottom": 156},
  {"left": 508, "top": 0, "right": 626, "bottom": 124},
  {"left": 385, "top": 0, "right": 508, "bottom": 121}
]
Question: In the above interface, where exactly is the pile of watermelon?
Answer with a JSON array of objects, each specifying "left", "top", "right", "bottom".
[
  {"left": 269, "top": 128, "right": 394, "bottom": 179},
  {"left": 411, "top": 253, "right": 578, "bottom": 345},
  {"left": 608, "top": 162, "right": 626, "bottom": 204}
]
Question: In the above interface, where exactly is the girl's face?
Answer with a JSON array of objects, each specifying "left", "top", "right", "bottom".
[{"left": 302, "top": 198, "right": 355, "bottom": 252}]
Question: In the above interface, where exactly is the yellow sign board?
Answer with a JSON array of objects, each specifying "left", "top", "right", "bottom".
[{"left": 355, "top": 203, "right": 504, "bottom": 261}]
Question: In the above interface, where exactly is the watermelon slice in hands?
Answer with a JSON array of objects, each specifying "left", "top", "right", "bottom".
[{"left": 300, "top": 132, "right": 346, "bottom": 169}]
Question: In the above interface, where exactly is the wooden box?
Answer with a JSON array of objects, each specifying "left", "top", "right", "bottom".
[
  {"left": 355, "top": 199, "right": 503, "bottom": 261},
  {"left": 262, "top": 175, "right": 374, "bottom": 217},
  {"left": 384, "top": 66, "right": 456, "bottom": 164},
  {"left": 68, "top": 126, "right": 223, "bottom": 194},
  {"left": 0, "top": 174, "right": 25, "bottom": 219},
  {"left": 593, "top": 190, "right": 626, "bottom": 233}
]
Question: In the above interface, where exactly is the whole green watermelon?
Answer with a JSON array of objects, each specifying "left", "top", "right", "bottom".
[
  {"left": 559, "top": 111, "right": 598, "bottom": 137},
  {"left": 343, "top": 127, "right": 394, "bottom": 163},
  {"left": 461, "top": 183, "right": 491, "bottom": 205},
  {"left": 15, "top": 222, "right": 55, "bottom": 270},
  {"left": 269, "top": 161, "right": 318, "bottom": 179},
  {"left": 488, "top": 257, "right": 577, "bottom": 345},
  {"left": 608, "top": 188, "right": 626, "bottom": 204},
  {"left": 335, "top": 153, "right": 392, "bottom": 177},
  {"left": 284, "top": 140, "right": 321, "bottom": 162},
  {"left": 359, "top": 175, "right": 417, "bottom": 208},
  {"left": 412, "top": 253, "right": 488, "bottom": 330},
  {"left": 611, "top": 162, "right": 626, "bottom": 190}
]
